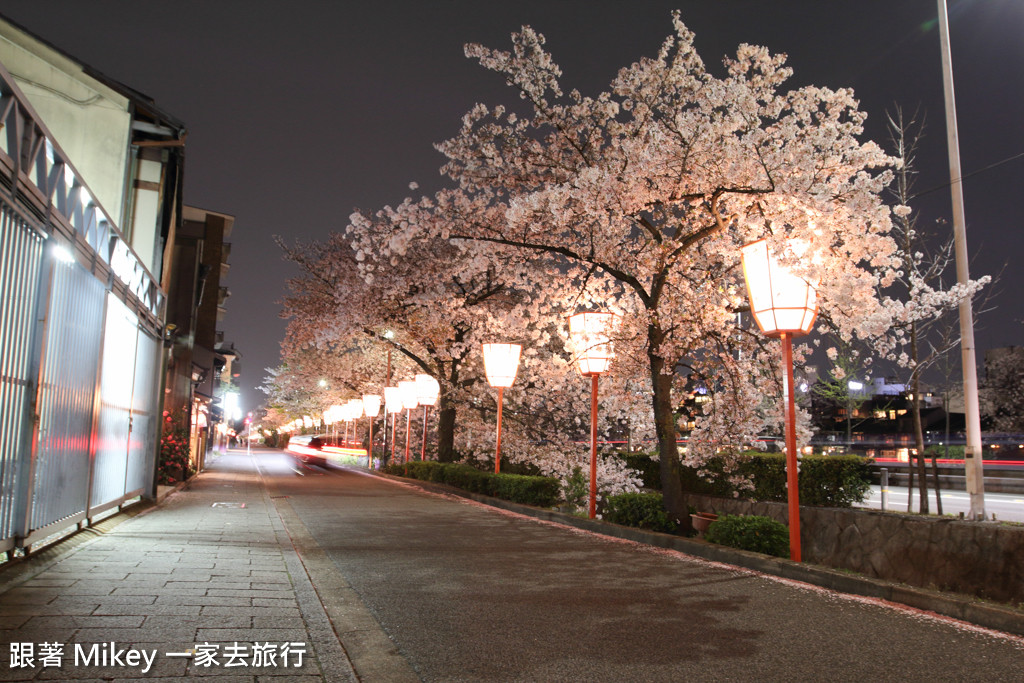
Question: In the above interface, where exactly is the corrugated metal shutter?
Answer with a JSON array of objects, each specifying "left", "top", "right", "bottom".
[
  {"left": 0, "top": 209, "right": 44, "bottom": 544},
  {"left": 30, "top": 259, "right": 105, "bottom": 530}
]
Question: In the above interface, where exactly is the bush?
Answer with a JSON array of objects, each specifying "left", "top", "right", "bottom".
[
  {"left": 382, "top": 461, "right": 560, "bottom": 507},
  {"left": 705, "top": 514, "right": 789, "bottom": 558},
  {"left": 621, "top": 452, "right": 872, "bottom": 507},
  {"left": 924, "top": 444, "right": 965, "bottom": 459},
  {"left": 604, "top": 492, "right": 677, "bottom": 533}
]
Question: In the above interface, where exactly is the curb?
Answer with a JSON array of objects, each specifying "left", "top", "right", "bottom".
[{"left": 369, "top": 468, "right": 1024, "bottom": 638}]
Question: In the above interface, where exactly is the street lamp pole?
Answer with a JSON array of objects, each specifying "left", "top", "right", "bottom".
[
  {"left": 415, "top": 374, "right": 440, "bottom": 461},
  {"left": 741, "top": 238, "right": 819, "bottom": 562},
  {"left": 362, "top": 395, "right": 381, "bottom": 469},
  {"left": 399, "top": 380, "right": 419, "bottom": 474},
  {"left": 568, "top": 312, "right": 615, "bottom": 520},
  {"left": 937, "top": 0, "right": 985, "bottom": 520},
  {"left": 482, "top": 343, "right": 522, "bottom": 474}
]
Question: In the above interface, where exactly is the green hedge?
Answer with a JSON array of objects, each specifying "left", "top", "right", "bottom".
[
  {"left": 705, "top": 514, "right": 789, "bottom": 557},
  {"left": 623, "top": 452, "right": 871, "bottom": 507},
  {"left": 603, "top": 492, "right": 677, "bottom": 533},
  {"left": 381, "top": 462, "right": 561, "bottom": 508}
]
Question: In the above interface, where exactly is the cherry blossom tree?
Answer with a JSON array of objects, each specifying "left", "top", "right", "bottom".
[{"left": 434, "top": 12, "right": 903, "bottom": 520}]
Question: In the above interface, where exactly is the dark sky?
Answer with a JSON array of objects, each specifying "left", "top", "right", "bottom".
[{"left": 3, "top": 1, "right": 1022, "bottom": 413}]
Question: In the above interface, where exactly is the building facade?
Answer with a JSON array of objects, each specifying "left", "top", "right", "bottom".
[{"left": 0, "top": 16, "right": 185, "bottom": 555}]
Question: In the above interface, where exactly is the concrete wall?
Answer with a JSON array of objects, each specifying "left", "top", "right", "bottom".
[{"left": 686, "top": 493, "right": 1024, "bottom": 605}]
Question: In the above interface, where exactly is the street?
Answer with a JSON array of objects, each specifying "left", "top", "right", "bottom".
[
  {"left": 250, "top": 448, "right": 1024, "bottom": 682},
  {"left": 858, "top": 484, "right": 1024, "bottom": 521}
]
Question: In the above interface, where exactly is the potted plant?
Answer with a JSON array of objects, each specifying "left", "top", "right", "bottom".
[{"left": 690, "top": 511, "right": 718, "bottom": 537}]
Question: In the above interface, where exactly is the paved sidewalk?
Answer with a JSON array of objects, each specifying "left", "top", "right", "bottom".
[{"left": 0, "top": 450, "right": 357, "bottom": 682}]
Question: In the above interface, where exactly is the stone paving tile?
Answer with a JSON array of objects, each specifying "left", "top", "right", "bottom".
[
  {"left": 52, "top": 595, "right": 157, "bottom": 607},
  {"left": 199, "top": 607, "right": 301, "bottom": 619},
  {"left": 91, "top": 604, "right": 202, "bottom": 617},
  {"left": 154, "top": 596, "right": 251, "bottom": 608},
  {"left": 0, "top": 615, "right": 30, "bottom": 629},
  {"left": 251, "top": 599, "right": 298, "bottom": 609},
  {"left": 208, "top": 590, "right": 293, "bottom": 600},
  {"left": 0, "top": 603, "right": 99, "bottom": 617},
  {"left": 165, "top": 581, "right": 252, "bottom": 590},
  {"left": 112, "top": 586, "right": 204, "bottom": 596},
  {"left": 25, "top": 615, "right": 145, "bottom": 629}
]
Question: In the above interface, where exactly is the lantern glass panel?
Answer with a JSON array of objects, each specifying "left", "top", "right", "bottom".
[
  {"left": 415, "top": 374, "right": 440, "bottom": 407},
  {"left": 482, "top": 343, "right": 522, "bottom": 388},
  {"left": 384, "top": 387, "right": 403, "bottom": 414},
  {"left": 347, "top": 399, "right": 363, "bottom": 419},
  {"left": 741, "top": 239, "right": 818, "bottom": 337},
  {"left": 399, "top": 381, "right": 420, "bottom": 410},
  {"left": 362, "top": 394, "right": 382, "bottom": 418},
  {"left": 568, "top": 311, "right": 615, "bottom": 376}
]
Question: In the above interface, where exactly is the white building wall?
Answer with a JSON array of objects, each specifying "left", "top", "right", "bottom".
[{"left": 0, "top": 23, "right": 132, "bottom": 241}]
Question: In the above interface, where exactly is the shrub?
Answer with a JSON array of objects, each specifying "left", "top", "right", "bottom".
[
  {"left": 382, "top": 461, "right": 560, "bottom": 507},
  {"left": 158, "top": 409, "right": 194, "bottom": 485},
  {"left": 620, "top": 452, "right": 872, "bottom": 507},
  {"left": 604, "top": 492, "right": 677, "bottom": 533},
  {"left": 705, "top": 514, "right": 789, "bottom": 558}
]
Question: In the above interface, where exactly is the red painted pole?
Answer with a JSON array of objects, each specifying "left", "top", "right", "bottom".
[
  {"left": 404, "top": 408, "right": 412, "bottom": 475},
  {"left": 420, "top": 406, "right": 430, "bottom": 461},
  {"left": 367, "top": 417, "right": 373, "bottom": 469},
  {"left": 589, "top": 373, "right": 599, "bottom": 520},
  {"left": 781, "top": 333, "right": 802, "bottom": 562},
  {"left": 495, "top": 386, "right": 504, "bottom": 474},
  {"left": 390, "top": 412, "right": 397, "bottom": 463}
]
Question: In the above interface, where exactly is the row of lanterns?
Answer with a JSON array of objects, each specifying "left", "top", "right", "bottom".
[{"left": 313, "top": 239, "right": 816, "bottom": 559}]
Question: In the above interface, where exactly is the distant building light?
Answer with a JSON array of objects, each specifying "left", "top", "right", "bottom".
[{"left": 848, "top": 381, "right": 864, "bottom": 391}]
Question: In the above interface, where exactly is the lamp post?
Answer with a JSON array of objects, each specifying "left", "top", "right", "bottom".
[
  {"left": 415, "top": 374, "right": 440, "bottom": 461},
  {"left": 347, "top": 399, "right": 363, "bottom": 454},
  {"left": 399, "top": 380, "right": 419, "bottom": 469},
  {"left": 482, "top": 343, "right": 522, "bottom": 473},
  {"left": 362, "top": 394, "right": 382, "bottom": 469},
  {"left": 568, "top": 311, "right": 615, "bottom": 520},
  {"left": 384, "top": 386, "right": 402, "bottom": 465},
  {"left": 741, "top": 238, "right": 818, "bottom": 562}
]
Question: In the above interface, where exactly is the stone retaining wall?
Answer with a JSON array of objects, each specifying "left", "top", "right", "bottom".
[{"left": 684, "top": 493, "right": 1024, "bottom": 605}]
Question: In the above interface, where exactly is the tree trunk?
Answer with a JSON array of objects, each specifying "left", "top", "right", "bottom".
[
  {"left": 911, "top": 370, "right": 929, "bottom": 514},
  {"left": 649, "top": 348, "right": 684, "bottom": 525},
  {"left": 436, "top": 398, "right": 458, "bottom": 462}
]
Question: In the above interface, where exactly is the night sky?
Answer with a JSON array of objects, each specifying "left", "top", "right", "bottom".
[{"left": 3, "top": 1, "right": 1022, "bottom": 413}]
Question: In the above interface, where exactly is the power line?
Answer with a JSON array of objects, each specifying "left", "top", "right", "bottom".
[{"left": 910, "top": 150, "right": 1024, "bottom": 200}]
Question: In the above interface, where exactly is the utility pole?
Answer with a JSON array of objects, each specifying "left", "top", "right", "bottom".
[{"left": 937, "top": 0, "right": 985, "bottom": 520}]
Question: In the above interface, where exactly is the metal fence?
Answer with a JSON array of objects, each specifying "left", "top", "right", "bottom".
[{"left": 0, "top": 62, "right": 164, "bottom": 554}]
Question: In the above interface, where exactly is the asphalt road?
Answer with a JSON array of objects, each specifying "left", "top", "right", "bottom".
[
  {"left": 249, "top": 449, "right": 1024, "bottom": 682},
  {"left": 858, "top": 484, "right": 1024, "bottom": 521}
]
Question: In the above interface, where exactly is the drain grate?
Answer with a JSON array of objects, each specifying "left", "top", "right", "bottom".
[{"left": 212, "top": 502, "right": 246, "bottom": 508}]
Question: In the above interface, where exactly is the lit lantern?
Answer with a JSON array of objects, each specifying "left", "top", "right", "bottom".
[
  {"left": 414, "top": 374, "right": 440, "bottom": 460},
  {"left": 482, "top": 343, "right": 522, "bottom": 388},
  {"left": 398, "top": 381, "right": 419, "bottom": 411},
  {"left": 384, "top": 387, "right": 402, "bottom": 414},
  {"left": 415, "top": 374, "right": 440, "bottom": 407},
  {"left": 383, "top": 387, "right": 403, "bottom": 462},
  {"left": 399, "top": 380, "right": 419, "bottom": 465},
  {"left": 361, "top": 394, "right": 382, "bottom": 468},
  {"left": 361, "top": 394, "right": 382, "bottom": 418},
  {"left": 568, "top": 311, "right": 616, "bottom": 376},
  {"left": 567, "top": 311, "right": 615, "bottom": 519},
  {"left": 740, "top": 238, "right": 818, "bottom": 338},
  {"left": 482, "top": 343, "right": 522, "bottom": 473}
]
